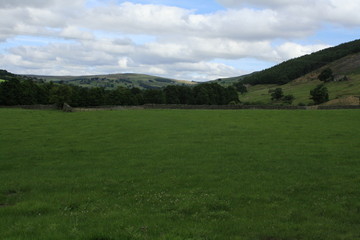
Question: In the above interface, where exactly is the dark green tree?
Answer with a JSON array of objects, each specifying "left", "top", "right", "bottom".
[
  {"left": 143, "top": 89, "right": 165, "bottom": 104},
  {"left": 107, "top": 86, "right": 134, "bottom": 106},
  {"left": 318, "top": 68, "right": 334, "bottom": 82},
  {"left": 49, "top": 84, "right": 74, "bottom": 108},
  {"left": 225, "top": 86, "right": 240, "bottom": 104},
  {"left": 233, "top": 82, "right": 248, "bottom": 94},
  {"left": 164, "top": 85, "right": 193, "bottom": 104},
  {"left": 20, "top": 80, "right": 43, "bottom": 105},
  {"left": 283, "top": 94, "right": 295, "bottom": 104},
  {"left": 0, "top": 78, "right": 22, "bottom": 105},
  {"left": 310, "top": 84, "right": 329, "bottom": 104},
  {"left": 164, "top": 85, "right": 181, "bottom": 104},
  {"left": 271, "top": 88, "right": 284, "bottom": 101},
  {"left": 87, "top": 87, "right": 106, "bottom": 106},
  {"left": 130, "top": 87, "right": 144, "bottom": 105},
  {"left": 193, "top": 86, "right": 210, "bottom": 105}
]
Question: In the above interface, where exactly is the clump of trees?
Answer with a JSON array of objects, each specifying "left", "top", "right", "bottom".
[
  {"left": 270, "top": 88, "right": 284, "bottom": 101},
  {"left": 233, "top": 82, "right": 248, "bottom": 94},
  {"left": 0, "top": 75, "right": 240, "bottom": 107},
  {"left": 310, "top": 84, "right": 329, "bottom": 104},
  {"left": 318, "top": 68, "right": 334, "bottom": 82},
  {"left": 269, "top": 88, "right": 295, "bottom": 104}
]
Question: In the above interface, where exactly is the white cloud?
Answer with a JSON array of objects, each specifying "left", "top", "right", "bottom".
[
  {"left": 0, "top": 0, "right": 85, "bottom": 9},
  {"left": 59, "top": 27, "right": 94, "bottom": 40},
  {"left": 216, "top": 0, "right": 315, "bottom": 8},
  {"left": 81, "top": 2, "right": 193, "bottom": 35},
  {"left": 118, "top": 57, "right": 131, "bottom": 69},
  {"left": 77, "top": 3, "right": 318, "bottom": 40},
  {"left": 323, "top": 0, "right": 360, "bottom": 26},
  {"left": 275, "top": 42, "right": 331, "bottom": 61}
]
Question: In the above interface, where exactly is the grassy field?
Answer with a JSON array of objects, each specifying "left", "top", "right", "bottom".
[{"left": 1, "top": 109, "right": 360, "bottom": 240}]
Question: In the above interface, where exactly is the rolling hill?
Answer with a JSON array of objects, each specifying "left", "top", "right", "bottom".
[
  {"left": 210, "top": 74, "right": 252, "bottom": 86},
  {"left": 26, "top": 73, "right": 196, "bottom": 90},
  {"left": 239, "top": 39, "right": 360, "bottom": 85},
  {"left": 214, "top": 39, "right": 360, "bottom": 87},
  {"left": 207, "top": 39, "right": 360, "bottom": 105},
  {"left": 240, "top": 52, "right": 360, "bottom": 105}
]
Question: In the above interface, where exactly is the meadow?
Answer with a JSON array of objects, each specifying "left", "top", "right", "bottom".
[{"left": 1, "top": 109, "right": 360, "bottom": 240}]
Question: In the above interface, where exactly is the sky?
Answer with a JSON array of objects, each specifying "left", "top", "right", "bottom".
[{"left": 0, "top": 0, "right": 359, "bottom": 81}]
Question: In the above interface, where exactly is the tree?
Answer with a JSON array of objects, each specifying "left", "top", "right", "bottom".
[
  {"left": 318, "top": 68, "right": 334, "bottom": 82},
  {"left": 192, "top": 83, "right": 233, "bottom": 105},
  {"left": 193, "top": 85, "right": 210, "bottom": 105},
  {"left": 283, "top": 94, "right": 295, "bottom": 104},
  {"left": 164, "top": 85, "right": 193, "bottom": 104},
  {"left": 143, "top": 89, "right": 165, "bottom": 104},
  {"left": 310, "top": 84, "right": 329, "bottom": 104},
  {"left": 271, "top": 88, "right": 284, "bottom": 101},
  {"left": 0, "top": 78, "right": 22, "bottom": 105},
  {"left": 49, "top": 84, "right": 74, "bottom": 108},
  {"left": 224, "top": 86, "right": 240, "bottom": 104},
  {"left": 233, "top": 82, "right": 248, "bottom": 94}
]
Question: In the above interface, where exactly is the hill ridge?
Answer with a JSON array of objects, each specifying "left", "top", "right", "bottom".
[
  {"left": 229, "top": 39, "right": 360, "bottom": 86},
  {"left": 24, "top": 72, "right": 196, "bottom": 90}
]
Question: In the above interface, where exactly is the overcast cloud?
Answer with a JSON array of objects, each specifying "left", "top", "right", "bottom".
[{"left": 0, "top": 0, "right": 359, "bottom": 81}]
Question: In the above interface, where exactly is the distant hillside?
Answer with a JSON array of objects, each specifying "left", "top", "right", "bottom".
[
  {"left": 240, "top": 52, "right": 360, "bottom": 105},
  {"left": 27, "top": 73, "right": 196, "bottom": 90},
  {"left": 234, "top": 39, "right": 360, "bottom": 85},
  {"left": 0, "top": 69, "right": 16, "bottom": 81},
  {"left": 209, "top": 74, "right": 252, "bottom": 86}
]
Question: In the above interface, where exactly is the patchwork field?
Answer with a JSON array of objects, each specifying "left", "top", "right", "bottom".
[{"left": 1, "top": 109, "right": 360, "bottom": 240}]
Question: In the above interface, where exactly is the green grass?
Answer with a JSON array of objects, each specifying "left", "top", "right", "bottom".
[
  {"left": 1, "top": 109, "right": 360, "bottom": 240},
  {"left": 0, "top": 79, "right": 5, "bottom": 83}
]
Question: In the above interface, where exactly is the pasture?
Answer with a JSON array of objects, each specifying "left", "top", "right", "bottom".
[{"left": 0, "top": 109, "right": 360, "bottom": 240}]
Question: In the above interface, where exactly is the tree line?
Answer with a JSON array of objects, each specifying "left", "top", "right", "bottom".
[{"left": 0, "top": 76, "right": 240, "bottom": 107}]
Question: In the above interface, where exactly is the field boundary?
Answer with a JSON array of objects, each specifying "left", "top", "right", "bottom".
[
  {"left": 1, "top": 104, "right": 360, "bottom": 111},
  {"left": 0, "top": 104, "right": 58, "bottom": 110},
  {"left": 74, "top": 104, "right": 360, "bottom": 111}
]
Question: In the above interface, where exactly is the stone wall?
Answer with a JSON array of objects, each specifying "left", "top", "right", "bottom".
[
  {"left": 318, "top": 105, "right": 360, "bottom": 110},
  {"left": 0, "top": 104, "right": 57, "bottom": 110},
  {"left": 2, "top": 104, "right": 360, "bottom": 111},
  {"left": 142, "top": 104, "right": 307, "bottom": 110}
]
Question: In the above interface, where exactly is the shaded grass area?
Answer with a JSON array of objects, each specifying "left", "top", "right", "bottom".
[{"left": 1, "top": 109, "right": 360, "bottom": 239}]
